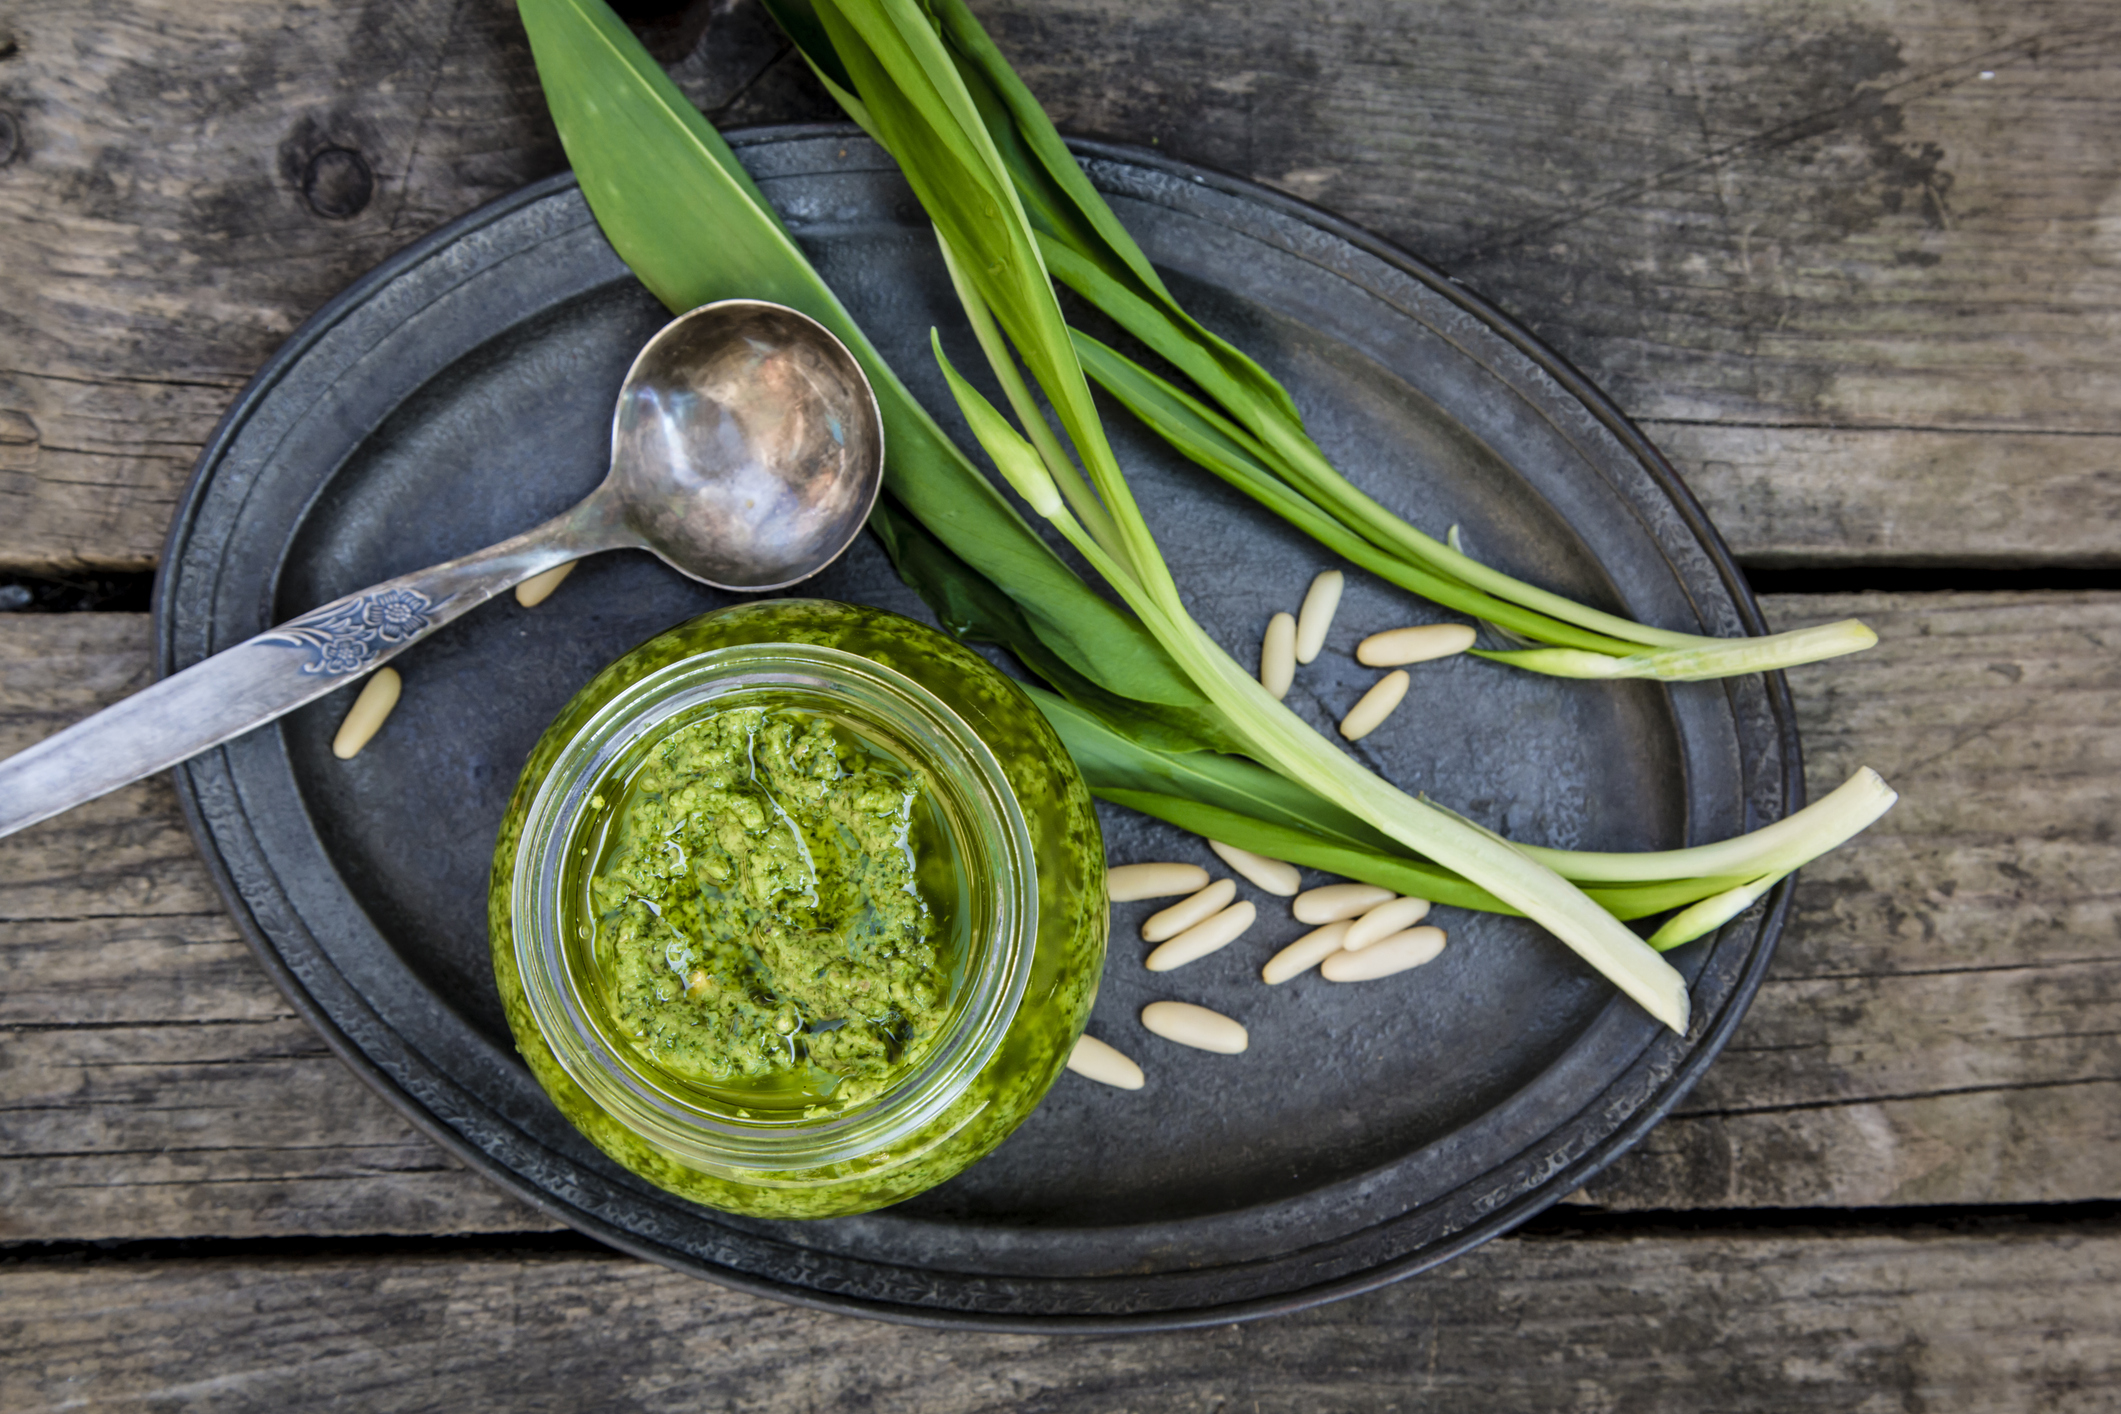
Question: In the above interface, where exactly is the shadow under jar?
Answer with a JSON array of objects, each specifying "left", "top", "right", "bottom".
[{"left": 490, "top": 600, "right": 1107, "bottom": 1218}]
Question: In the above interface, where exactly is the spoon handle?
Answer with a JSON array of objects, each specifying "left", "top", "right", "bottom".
[{"left": 0, "top": 501, "right": 625, "bottom": 841}]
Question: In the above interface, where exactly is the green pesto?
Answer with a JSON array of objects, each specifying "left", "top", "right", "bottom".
[
  {"left": 584, "top": 705, "right": 952, "bottom": 1106},
  {"left": 492, "top": 600, "right": 1107, "bottom": 1220}
]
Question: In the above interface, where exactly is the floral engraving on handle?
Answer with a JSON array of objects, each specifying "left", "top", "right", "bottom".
[{"left": 259, "top": 588, "right": 436, "bottom": 675}]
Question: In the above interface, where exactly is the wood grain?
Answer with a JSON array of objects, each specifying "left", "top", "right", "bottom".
[
  {"left": 0, "top": 1, "right": 2115, "bottom": 569},
  {"left": 1653, "top": 425, "right": 2121, "bottom": 570},
  {"left": 1, "top": 592, "right": 2112, "bottom": 1237},
  {"left": 0, "top": 0, "right": 828, "bottom": 574},
  {"left": 3, "top": 1221, "right": 2116, "bottom": 1411},
  {"left": 1003, "top": 0, "right": 2121, "bottom": 566}
]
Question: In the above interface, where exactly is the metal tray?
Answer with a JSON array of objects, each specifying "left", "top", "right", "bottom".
[{"left": 157, "top": 126, "right": 1797, "bottom": 1331}]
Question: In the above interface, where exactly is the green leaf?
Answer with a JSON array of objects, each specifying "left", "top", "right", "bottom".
[
  {"left": 1038, "top": 687, "right": 1757, "bottom": 919},
  {"left": 870, "top": 495, "right": 1245, "bottom": 754},
  {"left": 1099, "top": 788, "right": 1514, "bottom": 912},
  {"left": 1027, "top": 685, "right": 1391, "bottom": 851},
  {"left": 761, "top": 0, "right": 1879, "bottom": 682},
  {"left": 805, "top": 0, "right": 1167, "bottom": 585},
  {"left": 1074, "top": 331, "right": 1651, "bottom": 658},
  {"left": 922, "top": 0, "right": 1305, "bottom": 431},
  {"left": 1040, "top": 237, "right": 1697, "bottom": 655}
]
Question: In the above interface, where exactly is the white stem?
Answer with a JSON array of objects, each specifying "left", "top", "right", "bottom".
[
  {"left": 1519, "top": 768, "right": 1899, "bottom": 883},
  {"left": 1648, "top": 870, "right": 1791, "bottom": 949},
  {"left": 1487, "top": 621, "right": 1880, "bottom": 681}
]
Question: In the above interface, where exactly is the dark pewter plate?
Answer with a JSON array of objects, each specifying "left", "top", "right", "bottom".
[{"left": 158, "top": 126, "right": 1798, "bottom": 1331}]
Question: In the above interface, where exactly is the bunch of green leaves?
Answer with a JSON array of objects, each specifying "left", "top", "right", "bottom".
[
  {"left": 731, "top": 0, "right": 1773, "bottom": 1031},
  {"left": 757, "top": 0, "right": 1878, "bottom": 683},
  {"left": 518, "top": 0, "right": 1899, "bottom": 1032}
]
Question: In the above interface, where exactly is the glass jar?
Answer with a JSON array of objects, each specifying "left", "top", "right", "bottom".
[{"left": 489, "top": 599, "right": 1106, "bottom": 1219}]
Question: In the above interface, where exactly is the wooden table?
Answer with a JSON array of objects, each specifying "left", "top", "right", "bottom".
[{"left": 3, "top": 1, "right": 2115, "bottom": 1406}]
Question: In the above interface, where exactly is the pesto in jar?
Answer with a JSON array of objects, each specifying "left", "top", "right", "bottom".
[
  {"left": 580, "top": 704, "right": 960, "bottom": 1108},
  {"left": 494, "top": 599, "right": 1107, "bottom": 1220}
]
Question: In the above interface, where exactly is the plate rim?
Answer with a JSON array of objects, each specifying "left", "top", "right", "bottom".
[{"left": 154, "top": 122, "right": 1801, "bottom": 1332}]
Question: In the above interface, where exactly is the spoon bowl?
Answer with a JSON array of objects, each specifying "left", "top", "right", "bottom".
[{"left": 611, "top": 300, "right": 884, "bottom": 591}]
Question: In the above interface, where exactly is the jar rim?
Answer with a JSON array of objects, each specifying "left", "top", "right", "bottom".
[{"left": 510, "top": 637, "right": 1038, "bottom": 1175}]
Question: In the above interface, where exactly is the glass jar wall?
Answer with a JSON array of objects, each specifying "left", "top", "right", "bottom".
[{"left": 490, "top": 600, "right": 1106, "bottom": 1219}]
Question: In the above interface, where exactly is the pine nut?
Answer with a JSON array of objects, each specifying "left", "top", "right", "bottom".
[
  {"left": 1143, "top": 878, "right": 1237, "bottom": 942},
  {"left": 1108, "top": 862, "right": 1211, "bottom": 902},
  {"left": 1141, "top": 1000, "right": 1249, "bottom": 1054},
  {"left": 1260, "top": 612, "right": 1296, "bottom": 699},
  {"left": 1146, "top": 900, "right": 1256, "bottom": 971},
  {"left": 1339, "top": 671, "right": 1409, "bottom": 741},
  {"left": 1262, "top": 921, "right": 1351, "bottom": 984},
  {"left": 1356, "top": 622, "right": 1477, "bottom": 667},
  {"left": 1067, "top": 1034, "right": 1145, "bottom": 1090},
  {"left": 331, "top": 667, "right": 402, "bottom": 760},
  {"left": 1207, "top": 839, "right": 1301, "bottom": 896},
  {"left": 1294, "top": 570, "right": 1343, "bottom": 664},
  {"left": 1344, "top": 896, "right": 1432, "bottom": 950},
  {"left": 515, "top": 561, "right": 577, "bottom": 608},
  {"left": 1321, "top": 926, "right": 1446, "bottom": 980},
  {"left": 1292, "top": 883, "right": 1394, "bottom": 924}
]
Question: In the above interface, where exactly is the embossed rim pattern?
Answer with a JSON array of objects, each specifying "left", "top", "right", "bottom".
[{"left": 157, "top": 126, "right": 1800, "bottom": 1331}]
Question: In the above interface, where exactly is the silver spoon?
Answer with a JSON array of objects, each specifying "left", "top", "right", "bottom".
[{"left": 0, "top": 299, "right": 885, "bottom": 840}]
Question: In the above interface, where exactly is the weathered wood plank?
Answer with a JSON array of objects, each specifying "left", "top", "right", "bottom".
[
  {"left": 3, "top": 1224, "right": 2116, "bottom": 1411},
  {"left": 1654, "top": 424, "right": 2121, "bottom": 569},
  {"left": 1, "top": 591, "right": 2112, "bottom": 1235},
  {"left": 0, "top": 1018, "right": 544, "bottom": 1241},
  {"left": 1589, "top": 1081, "right": 2121, "bottom": 1210},
  {"left": 1004, "top": 0, "right": 2121, "bottom": 566},
  {"left": 0, "top": 0, "right": 827, "bottom": 573},
  {"left": 1, "top": 1, "right": 2116, "bottom": 570}
]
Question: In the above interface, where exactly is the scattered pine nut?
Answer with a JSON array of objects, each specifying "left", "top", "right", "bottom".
[
  {"left": 1143, "top": 878, "right": 1237, "bottom": 942},
  {"left": 1207, "top": 840, "right": 1301, "bottom": 896},
  {"left": 1067, "top": 1034, "right": 1145, "bottom": 1090},
  {"left": 1294, "top": 570, "right": 1343, "bottom": 664},
  {"left": 1260, "top": 612, "right": 1297, "bottom": 699},
  {"left": 1356, "top": 622, "right": 1477, "bottom": 667},
  {"left": 1321, "top": 926, "right": 1446, "bottom": 981},
  {"left": 1339, "top": 670, "right": 1409, "bottom": 741},
  {"left": 331, "top": 667, "right": 402, "bottom": 761},
  {"left": 1262, "top": 921, "right": 1352, "bottom": 984},
  {"left": 1344, "top": 896, "right": 1433, "bottom": 950},
  {"left": 1108, "top": 862, "right": 1211, "bottom": 902},
  {"left": 1292, "top": 883, "right": 1394, "bottom": 925},
  {"left": 1141, "top": 1000, "right": 1249, "bottom": 1054},
  {"left": 515, "top": 561, "right": 577, "bottom": 608},
  {"left": 1146, "top": 900, "right": 1256, "bottom": 972}
]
